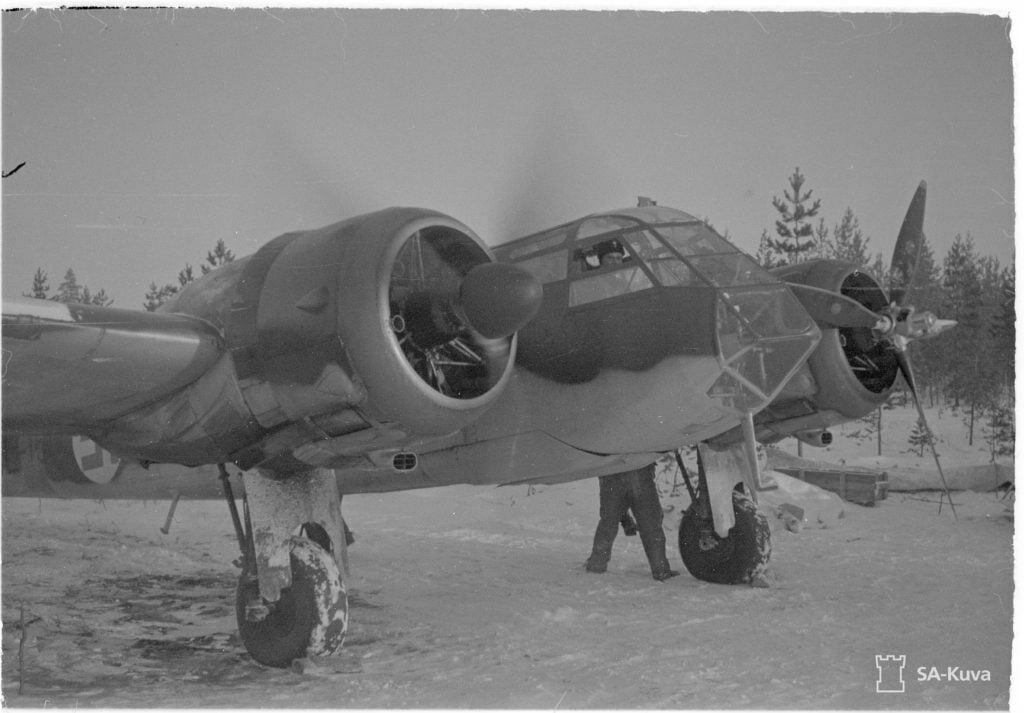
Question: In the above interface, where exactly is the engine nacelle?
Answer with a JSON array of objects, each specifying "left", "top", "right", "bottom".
[
  {"left": 753, "top": 260, "right": 898, "bottom": 442},
  {"left": 123, "top": 208, "right": 523, "bottom": 468}
]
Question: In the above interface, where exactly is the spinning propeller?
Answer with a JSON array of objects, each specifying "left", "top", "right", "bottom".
[{"left": 275, "top": 126, "right": 543, "bottom": 402}]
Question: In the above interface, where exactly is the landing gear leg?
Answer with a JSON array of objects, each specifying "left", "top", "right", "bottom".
[
  {"left": 222, "top": 466, "right": 349, "bottom": 667},
  {"left": 677, "top": 444, "right": 772, "bottom": 585}
]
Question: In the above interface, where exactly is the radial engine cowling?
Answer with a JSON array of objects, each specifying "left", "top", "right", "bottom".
[
  {"left": 332, "top": 208, "right": 538, "bottom": 435},
  {"left": 763, "top": 259, "right": 899, "bottom": 433},
  {"left": 170, "top": 207, "right": 541, "bottom": 447}
]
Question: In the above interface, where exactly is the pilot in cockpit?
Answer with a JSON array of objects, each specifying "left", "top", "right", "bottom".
[
  {"left": 599, "top": 243, "right": 625, "bottom": 267},
  {"left": 581, "top": 249, "right": 600, "bottom": 271},
  {"left": 597, "top": 239, "right": 627, "bottom": 267},
  {"left": 575, "top": 239, "right": 628, "bottom": 273}
]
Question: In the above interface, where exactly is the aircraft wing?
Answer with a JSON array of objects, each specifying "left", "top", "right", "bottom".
[{"left": 2, "top": 297, "right": 224, "bottom": 431}]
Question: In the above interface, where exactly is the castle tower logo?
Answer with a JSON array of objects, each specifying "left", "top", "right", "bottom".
[{"left": 876, "top": 654, "right": 907, "bottom": 693}]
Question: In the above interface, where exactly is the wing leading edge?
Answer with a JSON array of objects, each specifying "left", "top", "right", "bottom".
[{"left": 2, "top": 298, "right": 224, "bottom": 431}]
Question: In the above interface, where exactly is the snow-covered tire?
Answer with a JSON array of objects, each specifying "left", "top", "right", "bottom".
[
  {"left": 678, "top": 491, "right": 771, "bottom": 585},
  {"left": 236, "top": 536, "right": 348, "bottom": 668}
]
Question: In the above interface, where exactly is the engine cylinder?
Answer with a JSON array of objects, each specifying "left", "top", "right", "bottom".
[{"left": 335, "top": 208, "right": 517, "bottom": 435}]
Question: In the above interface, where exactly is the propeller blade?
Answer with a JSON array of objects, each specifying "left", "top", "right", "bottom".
[
  {"left": 459, "top": 263, "right": 543, "bottom": 339},
  {"left": 492, "top": 94, "right": 608, "bottom": 242},
  {"left": 893, "top": 344, "right": 918, "bottom": 395},
  {"left": 786, "top": 283, "right": 889, "bottom": 331},
  {"left": 264, "top": 116, "right": 377, "bottom": 220},
  {"left": 893, "top": 347, "right": 958, "bottom": 520},
  {"left": 889, "top": 181, "right": 927, "bottom": 304}
]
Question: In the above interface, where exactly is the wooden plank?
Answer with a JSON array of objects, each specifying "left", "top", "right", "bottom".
[{"left": 776, "top": 466, "right": 888, "bottom": 506}]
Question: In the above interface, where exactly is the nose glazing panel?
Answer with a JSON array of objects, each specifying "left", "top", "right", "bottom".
[{"left": 709, "top": 285, "right": 820, "bottom": 415}]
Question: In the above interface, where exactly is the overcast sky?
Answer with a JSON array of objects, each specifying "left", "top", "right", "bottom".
[{"left": 2, "top": 9, "right": 1014, "bottom": 307}]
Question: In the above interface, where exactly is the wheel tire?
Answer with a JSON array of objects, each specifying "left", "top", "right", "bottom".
[
  {"left": 236, "top": 536, "right": 349, "bottom": 668},
  {"left": 678, "top": 490, "right": 771, "bottom": 585}
]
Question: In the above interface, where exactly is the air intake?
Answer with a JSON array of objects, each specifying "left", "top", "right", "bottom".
[{"left": 392, "top": 452, "right": 418, "bottom": 471}]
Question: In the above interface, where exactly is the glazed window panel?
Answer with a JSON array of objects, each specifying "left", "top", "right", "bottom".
[
  {"left": 516, "top": 251, "right": 568, "bottom": 284},
  {"left": 575, "top": 216, "right": 640, "bottom": 241},
  {"left": 646, "top": 256, "right": 702, "bottom": 287},
  {"left": 689, "top": 253, "right": 778, "bottom": 288},
  {"left": 621, "top": 231, "right": 701, "bottom": 287},
  {"left": 569, "top": 266, "right": 653, "bottom": 306},
  {"left": 501, "top": 227, "right": 570, "bottom": 261},
  {"left": 640, "top": 206, "right": 699, "bottom": 223},
  {"left": 658, "top": 223, "right": 734, "bottom": 256},
  {"left": 720, "top": 285, "right": 817, "bottom": 337},
  {"left": 622, "top": 230, "right": 670, "bottom": 261}
]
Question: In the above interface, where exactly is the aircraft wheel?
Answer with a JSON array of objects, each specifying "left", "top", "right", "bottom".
[
  {"left": 236, "top": 536, "right": 348, "bottom": 668},
  {"left": 678, "top": 490, "right": 771, "bottom": 585}
]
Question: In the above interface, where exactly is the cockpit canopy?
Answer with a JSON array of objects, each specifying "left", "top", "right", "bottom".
[
  {"left": 496, "top": 206, "right": 820, "bottom": 414},
  {"left": 496, "top": 207, "right": 780, "bottom": 308}
]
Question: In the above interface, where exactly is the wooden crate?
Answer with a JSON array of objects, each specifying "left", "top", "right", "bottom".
[{"left": 774, "top": 467, "right": 889, "bottom": 506}]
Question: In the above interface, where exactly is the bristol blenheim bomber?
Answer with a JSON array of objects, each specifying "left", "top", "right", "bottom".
[{"left": 2, "top": 183, "right": 952, "bottom": 667}]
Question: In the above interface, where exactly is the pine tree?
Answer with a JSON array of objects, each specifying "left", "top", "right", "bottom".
[
  {"left": 80, "top": 286, "right": 114, "bottom": 307},
  {"left": 907, "top": 234, "right": 940, "bottom": 307},
  {"left": 762, "top": 167, "right": 822, "bottom": 266},
  {"left": 988, "top": 265, "right": 1014, "bottom": 397},
  {"left": 54, "top": 268, "right": 83, "bottom": 304},
  {"left": 143, "top": 282, "right": 179, "bottom": 312},
  {"left": 865, "top": 252, "right": 888, "bottom": 286},
  {"left": 975, "top": 257, "right": 1013, "bottom": 399},
  {"left": 940, "top": 234, "right": 984, "bottom": 411},
  {"left": 201, "top": 239, "right": 235, "bottom": 275},
  {"left": 829, "top": 207, "right": 871, "bottom": 265},
  {"left": 756, "top": 229, "right": 781, "bottom": 268},
  {"left": 982, "top": 403, "right": 1014, "bottom": 461},
  {"left": 901, "top": 233, "right": 943, "bottom": 404},
  {"left": 24, "top": 268, "right": 50, "bottom": 299},
  {"left": 34, "top": 267, "right": 113, "bottom": 305},
  {"left": 143, "top": 241, "right": 236, "bottom": 311},
  {"left": 907, "top": 417, "right": 934, "bottom": 457},
  {"left": 814, "top": 217, "right": 831, "bottom": 260}
]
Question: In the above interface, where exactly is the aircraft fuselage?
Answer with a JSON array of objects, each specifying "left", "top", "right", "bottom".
[{"left": 3, "top": 205, "right": 822, "bottom": 495}]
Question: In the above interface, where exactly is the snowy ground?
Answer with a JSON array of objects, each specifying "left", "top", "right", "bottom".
[
  {"left": 1, "top": 404, "right": 1015, "bottom": 709},
  {"left": 773, "top": 401, "right": 1014, "bottom": 485}
]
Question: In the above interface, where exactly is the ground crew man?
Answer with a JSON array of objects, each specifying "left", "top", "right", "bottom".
[{"left": 585, "top": 463, "right": 679, "bottom": 581}]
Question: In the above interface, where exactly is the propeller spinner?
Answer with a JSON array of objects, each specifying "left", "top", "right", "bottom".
[{"left": 388, "top": 230, "right": 542, "bottom": 400}]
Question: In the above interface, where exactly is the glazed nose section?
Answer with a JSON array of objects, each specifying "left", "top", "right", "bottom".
[{"left": 706, "top": 285, "right": 821, "bottom": 414}]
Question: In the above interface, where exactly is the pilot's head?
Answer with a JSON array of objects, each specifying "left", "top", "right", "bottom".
[
  {"left": 601, "top": 250, "right": 624, "bottom": 267},
  {"left": 599, "top": 239, "right": 625, "bottom": 267}
]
